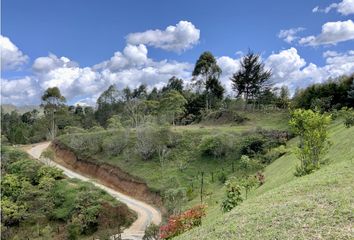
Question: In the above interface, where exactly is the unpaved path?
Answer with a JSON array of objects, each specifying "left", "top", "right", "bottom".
[{"left": 25, "top": 142, "right": 161, "bottom": 240}]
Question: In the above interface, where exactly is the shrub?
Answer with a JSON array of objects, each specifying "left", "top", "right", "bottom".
[
  {"left": 136, "top": 124, "right": 158, "bottom": 160},
  {"left": 37, "top": 166, "right": 64, "bottom": 180},
  {"left": 106, "top": 115, "right": 123, "bottom": 129},
  {"left": 241, "top": 175, "right": 258, "bottom": 199},
  {"left": 198, "top": 133, "right": 233, "bottom": 158},
  {"left": 202, "top": 109, "right": 248, "bottom": 124},
  {"left": 290, "top": 109, "right": 331, "bottom": 176},
  {"left": 63, "top": 126, "right": 86, "bottom": 134},
  {"left": 217, "top": 171, "right": 227, "bottom": 184},
  {"left": 102, "top": 130, "right": 129, "bottom": 156},
  {"left": 68, "top": 133, "right": 104, "bottom": 156},
  {"left": 239, "top": 134, "right": 266, "bottom": 156},
  {"left": 240, "top": 155, "right": 251, "bottom": 170},
  {"left": 221, "top": 178, "right": 243, "bottom": 212},
  {"left": 260, "top": 145, "right": 287, "bottom": 164},
  {"left": 339, "top": 107, "right": 354, "bottom": 128},
  {"left": 143, "top": 224, "right": 160, "bottom": 240},
  {"left": 7, "top": 159, "right": 41, "bottom": 184},
  {"left": 163, "top": 188, "right": 187, "bottom": 216},
  {"left": 256, "top": 171, "right": 265, "bottom": 186},
  {"left": 159, "top": 205, "right": 206, "bottom": 239}
]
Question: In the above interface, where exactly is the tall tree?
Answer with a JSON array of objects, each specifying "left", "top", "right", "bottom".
[
  {"left": 96, "top": 85, "right": 122, "bottom": 126},
  {"left": 230, "top": 51, "right": 272, "bottom": 108},
  {"left": 277, "top": 86, "right": 290, "bottom": 109},
  {"left": 162, "top": 76, "right": 184, "bottom": 94},
  {"left": 41, "top": 87, "right": 66, "bottom": 140},
  {"left": 206, "top": 77, "right": 225, "bottom": 108},
  {"left": 160, "top": 90, "right": 187, "bottom": 125},
  {"left": 192, "top": 52, "right": 222, "bottom": 110}
]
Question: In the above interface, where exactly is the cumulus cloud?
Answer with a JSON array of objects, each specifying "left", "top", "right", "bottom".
[
  {"left": 278, "top": 27, "right": 305, "bottom": 43},
  {"left": 299, "top": 20, "right": 354, "bottom": 46},
  {"left": 313, "top": 0, "right": 354, "bottom": 15},
  {"left": 0, "top": 35, "right": 29, "bottom": 70},
  {"left": 265, "top": 48, "right": 354, "bottom": 91},
  {"left": 214, "top": 48, "right": 354, "bottom": 95},
  {"left": 32, "top": 54, "right": 105, "bottom": 100},
  {"left": 126, "top": 21, "right": 200, "bottom": 52},
  {"left": 217, "top": 56, "right": 242, "bottom": 93},
  {"left": 1, "top": 77, "right": 40, "bottom": 105}
]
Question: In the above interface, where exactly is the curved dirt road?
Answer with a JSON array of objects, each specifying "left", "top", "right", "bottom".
[{"left": 26, "top": 142, "right": 161, "bottom": 240}]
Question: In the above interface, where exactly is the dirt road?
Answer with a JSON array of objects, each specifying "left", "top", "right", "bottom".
[{"left": 26, "top": 142, "right": 161, "bottom": 240}]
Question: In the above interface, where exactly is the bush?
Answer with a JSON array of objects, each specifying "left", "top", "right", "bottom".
[
  {"left": 202, "top": 109, "right": 248, "bottom": 124},
  {"left": 7, "top": 159, "right": 41, "bottom": 184},
  {"left": 136, "top": 124, "right": 158, "bottom": 161},
  {"left": 256, "top": 171, "right": 265, "bottom": 185},
  {"left": 221, "top": 178, "right": 243, "bottom": 212},
  {"left": 143, "top": 224, "right": 160, "bottom": 240},
  {"left": 260, "top": 145, "right": 287, "bottom": 164},
  {"left": 239, "top": 134, "right": 266, "bottom": 156},
  {"left": 217, "top": 171, "right": 227, "bottom": 184},
  {"left": 37, "top": 166, "right": 64, "bottom": 180},
  {"left": 68, "top": 133, "right": 104, "bottom": 156},
  {"left": 164, "top": 188, "right": 187, "bottom": 216},
  {"left": 290, "top": 109, "right": 331, "bottom": 176},
  {"left": 199, "top": 133, "right": 233, "bottom": 158},
  {"left": 102, "top": 130, "right": 129, "bottom": 156},
  {"left": 339, "top": 107, "right": 354, "bottom": 128},
  {"left": 240, "top": 155, "right": 251, "bottom": 170},
  {"left": 159, "top": 205, "right": 206, "bottom": 239},
  {"left": 63, "top": 126, "right": 86, "bottom": 134}
]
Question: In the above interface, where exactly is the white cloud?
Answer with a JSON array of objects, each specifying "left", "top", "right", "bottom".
[
  {"left": 0, "top": 35, "right": 29, "bottom": 70},
  {"left": 1, "top": 77, "right": 40, "bottom": 105},
  {"left": 126, "top": 21, "right": 200, "bottom": 52},
  {"left": 299, "top": 20, "right": 354, "bottom": 46},
  {"left": 265, "top": 48, "right": 354, "bottom": 92},
  {"left": 278, "top": 27, "right": 305, "bottom": 43},
  {"left": 313, "top": 0, "right": 354, "bottom": 15},
  {"left": 217, "top": 56, "right": 242, "bottom": 93}
]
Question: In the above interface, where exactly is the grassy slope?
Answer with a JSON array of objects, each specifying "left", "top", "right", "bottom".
[
  {"left": 71, "top": 111, "right": 289, "bottom": 209},
  {"left": 176, "top": 122, "right": 354, "bottom": 239}
]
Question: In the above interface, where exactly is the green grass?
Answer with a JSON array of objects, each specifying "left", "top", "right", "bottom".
[
  {"left": 175, "top": 122, "right": 354, "bottom": 239},
  {"left": 57, "top": 111, "right": 289, "bottom": 213}
]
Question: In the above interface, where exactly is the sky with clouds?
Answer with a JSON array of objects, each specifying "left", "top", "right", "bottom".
[{"left": 1, "top": 0, "right": 354, "bottom": 106}]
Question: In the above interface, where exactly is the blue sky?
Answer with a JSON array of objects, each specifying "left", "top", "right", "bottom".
[{"left": 1, "top": 0, "right": 354, "bottom": 105}]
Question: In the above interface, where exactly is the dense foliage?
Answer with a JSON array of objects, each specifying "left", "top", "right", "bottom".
[
  {"left": 159, "top": 205, "right": 206, "bottom": 239},
  {"left": 0, "top": 147, "right": 135, "bottom": 239},
  {"left": 289, "top": 109, "right": 332, "bottom": 176}
]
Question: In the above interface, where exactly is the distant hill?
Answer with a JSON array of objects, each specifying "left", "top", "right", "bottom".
[{"left": 1, "top": 104, "right": 41, "bottom": 114}]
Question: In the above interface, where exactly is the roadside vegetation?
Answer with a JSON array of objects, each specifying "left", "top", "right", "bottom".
[{"left": 0, "top": 147, "right": 136, "bottom": 240}]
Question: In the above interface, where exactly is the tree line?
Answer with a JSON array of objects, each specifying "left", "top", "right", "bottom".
[{"left": 1, "top": 50, "right": 353, "bottom": 144}]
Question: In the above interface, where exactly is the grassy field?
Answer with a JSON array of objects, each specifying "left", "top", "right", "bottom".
[
  {"left": 57, "top": 111, "right": 290, "bottom": 212},
  {"left": 175, "top": 121, "right": 354, "bottom": 239}
]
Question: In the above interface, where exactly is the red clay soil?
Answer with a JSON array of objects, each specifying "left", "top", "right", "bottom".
[{"left": 51, "top": 140, "right": 163, "bottom": 209}]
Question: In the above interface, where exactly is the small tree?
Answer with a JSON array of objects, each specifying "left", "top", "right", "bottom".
[
  {"left": 164, "top": 188, "right": 187, "bottom": 215},
  {"left": 221, "top": 177, "right": 243, "bottom": 212},
  {"left": 289, "top": 109, "right": 331, "bottom": 176},
  {"left": 339, "top": 107, "right": 354, "bottom": 128},
  {"left": 241, "top": 176, "right": 258, "bottom": 199}
]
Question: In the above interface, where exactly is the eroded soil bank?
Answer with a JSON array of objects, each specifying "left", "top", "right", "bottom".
[{"left": 51, "top": 140, "right": 164, "bottom": 209}]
